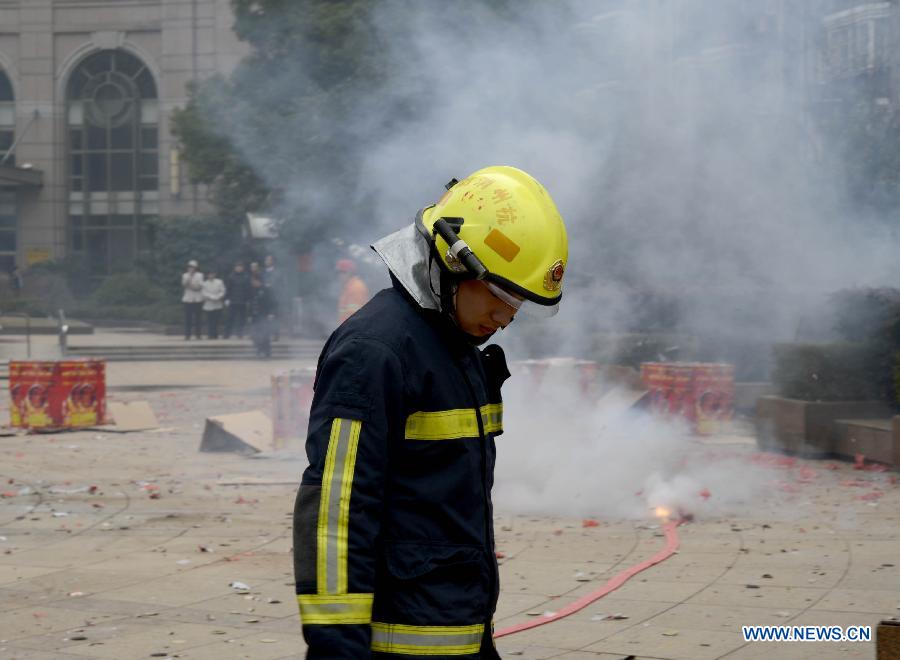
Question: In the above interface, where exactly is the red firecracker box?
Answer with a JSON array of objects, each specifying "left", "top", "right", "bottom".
[
  {"left": 9, "top": 360, "right": 106, "bottom": 431},
  {"left": 640, "top": 361, "right": 734, "bottom": 435}
]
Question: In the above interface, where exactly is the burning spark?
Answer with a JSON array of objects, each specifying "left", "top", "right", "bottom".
[{"left": 654, "top": 506, "right": 671, "bottom": 519}]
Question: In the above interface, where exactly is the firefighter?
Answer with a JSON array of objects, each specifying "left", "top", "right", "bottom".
[
  {"left": 293, "top": 166, "right": 568, "bottom": 658},
  {"left": 335, "top": 258, "right": 371, "bottom": 325}
]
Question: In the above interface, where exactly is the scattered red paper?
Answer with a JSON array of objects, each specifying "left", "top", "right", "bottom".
[
  {"left": 752, "top": 453, "right": 796, "bottom": 468},
  {"left": 853, "top": 454, "right": 866, "bottom": 470},
  {"left": 839, "top": 479, "right": 868, "bottom": 488},
  {"left": 582, "top": 519, "right": 600, "bottom": 528},
  {"left": 856, "top": 491, "right": 884, "bottom": 501},
  {"left": 148, "top": 492, "right": 161, "bottom": 500},
  {"left": 796, "top": 467, "right": 818, "bottom": 482},
  {"left": 1, "top": 491, "right": 17, "bottom": 498},
  {"left": 698, "top": 488, "right": 711, "bottom": 500}
]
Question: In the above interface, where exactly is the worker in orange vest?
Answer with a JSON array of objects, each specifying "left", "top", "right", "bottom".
[{"left": 336, "top": 259, "right": 370, "bottom": 325}]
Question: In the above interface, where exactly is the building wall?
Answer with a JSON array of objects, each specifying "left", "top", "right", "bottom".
[{"left": 0, "top": 0, "right": 247, "bottom": 268}]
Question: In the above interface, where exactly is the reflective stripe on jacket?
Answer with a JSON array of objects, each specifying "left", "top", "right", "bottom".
[{"left": 294, "top": 278, "right": 510, "bottom": 658}]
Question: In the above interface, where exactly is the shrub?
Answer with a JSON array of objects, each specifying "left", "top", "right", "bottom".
[
  {"left": 139, "top": 215, "right": 245, "bottom": 298},
  {"left": 773, "top": 342, "right": 886, "bottom": 401},
  {"left": 584, "top": 332, "right": 700, "bottom": 367},
  {"left": 65, "top": 301, "right": 183, "bottom": 326},
  {"left": 829, "top": 287, "right": 900, "bottom": 343},
  {"left": 90, "top": 272, "right": 165, "bottom": 307}
]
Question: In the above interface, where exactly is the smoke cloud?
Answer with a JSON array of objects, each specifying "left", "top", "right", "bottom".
[
  {"left": 212, "top": 1, "right": 900, "bottom": 363},
  {"left": 213, "top": 2, "right": 900, "bottom": 517}
]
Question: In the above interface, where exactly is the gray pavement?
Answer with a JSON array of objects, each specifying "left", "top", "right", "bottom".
[{"left": 0, "top": 340, "right": 896, "bottom": 659}]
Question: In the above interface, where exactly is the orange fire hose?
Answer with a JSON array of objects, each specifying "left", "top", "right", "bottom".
[{"left": 494, "top": 520, "right": 683, "bottom": 639}]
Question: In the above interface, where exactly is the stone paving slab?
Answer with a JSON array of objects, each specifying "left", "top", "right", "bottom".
[{"left": 0, "top": 358, "right": 898, "bottom": 659}]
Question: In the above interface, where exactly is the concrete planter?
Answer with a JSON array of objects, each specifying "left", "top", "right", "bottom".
[{"left": 755, "top": 395, "right": 893, "bottom": 456}]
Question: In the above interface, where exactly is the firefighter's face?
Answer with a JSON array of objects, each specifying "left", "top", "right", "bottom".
[{"left": 454, "top": 279, "right": 516, "bottom": 338}]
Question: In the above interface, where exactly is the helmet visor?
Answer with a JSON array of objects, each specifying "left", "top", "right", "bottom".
[{"left": 485, "top": 280, "right": 560, "bottom": 318}]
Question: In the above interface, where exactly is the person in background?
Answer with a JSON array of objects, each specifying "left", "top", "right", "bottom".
[
  {"left": 202, "top": 268, "right": 226, "bottom": 339},
  {"left": 248, "top": 272, "right": 274, "bottom": 358},
  {"left": 263, "top": 254, "right": 281, "bottom": 340},
  {"left": 8, "top": 264, "right": 22, "bottom": 294},
  {"left": 336, "top": 258, "right": 370, "bottom": 325},
  {"left": 181, "top": 259, "right": 204, "bottom": 340},
  {"left": 224, "top": 260, "right": 251, "bottom": 339}
]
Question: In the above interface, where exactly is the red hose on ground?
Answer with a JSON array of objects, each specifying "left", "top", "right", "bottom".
[{"left": 494, "top": 520, "right": 682, "bottom": 639}]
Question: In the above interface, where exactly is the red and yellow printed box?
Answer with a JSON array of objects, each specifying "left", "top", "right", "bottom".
[
  {"left": 9, "top": 360, "right": 106, "bottom": 431},
  {"left": 640, "top": 362, "right": 734, "bottom": 435}
]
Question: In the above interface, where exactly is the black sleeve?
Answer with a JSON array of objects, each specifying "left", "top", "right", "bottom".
[{"left": 293, "top": 336, "right": 404, "bottom": 658}]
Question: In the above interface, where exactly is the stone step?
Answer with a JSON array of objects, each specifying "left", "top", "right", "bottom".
[{"left": 0, "top": 340, "right": 324, "bottom": 375}]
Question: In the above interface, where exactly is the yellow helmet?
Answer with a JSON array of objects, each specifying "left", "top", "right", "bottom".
[{"left": 417, "top": 165, "right": 569, "bottom": 317}]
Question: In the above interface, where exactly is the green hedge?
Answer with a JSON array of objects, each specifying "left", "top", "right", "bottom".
[
  {"left": 65, "top": 301, "right": 183, "bottom": 326},
  {"left": 89, "top": 272, "right": 165, "bottom": 307},
  {"left": 585, "top": 332, "right": 700, "bottom": 367},
  {"left": 773, "top": 342, "right": 886, "bottom": 401}
]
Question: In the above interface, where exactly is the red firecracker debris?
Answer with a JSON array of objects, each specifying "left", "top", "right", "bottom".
[
  {"left": 582, "top": 519, "right": 600, "bottom": 528},
  {"left": 699, "top": 488, "right": 711, "bottom": 500},
  {"left": 854, "top": 454, "right": 866, "bottom": 470},
  {"left": 777, "top": 482, "right": 800, "bottom": 493},
  {"left": 752, "top": 453, "right": 796, "bottom": 468},
  {"left": 88, "top": 485, "right": 99, "bottom": 494},
  {"left": 839, "top": 479, "right": 868, "bottom": 488},
  {"left": 148, "top": 492, "right": 161, "bottom": 500},
  {"left": 856, "top": 491, "right": 884, "bottom": 501},
  {"left": 495, "top": 551, "right": 505, "bottom": 559},
  {"left": 797, "top": 467, "right": 818, "bottom": 482}
]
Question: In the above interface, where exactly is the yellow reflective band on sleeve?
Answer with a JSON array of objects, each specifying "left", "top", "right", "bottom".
[
  {"left": 370, "top": 622, "right": 484, "bottom": 655},
  {"left": 481, "top": 403, "right": 503, "bottom": 434},
  {"left": 405, "top": 403, "right": 503, "bottom": 440},
  {"left": 297, "top": 593, "right": 373, "bottom": 625},
  {"left": 316, "top": 418, "right": 363, "bottom": 595}
]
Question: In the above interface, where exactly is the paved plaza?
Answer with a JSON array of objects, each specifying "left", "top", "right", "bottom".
[{"left": 0, "top": 333, "right": 897, "bottom": 659}]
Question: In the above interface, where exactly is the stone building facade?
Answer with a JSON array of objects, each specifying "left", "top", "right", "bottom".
[{"left": 0, "top": 0, "right": 246, "bottom": 274}]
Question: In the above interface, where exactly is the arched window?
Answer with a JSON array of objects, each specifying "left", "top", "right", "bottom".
[
  {"left": 0, "top": 68, "right": 17, "bottom": 272},
  {"left": 67, "top": 49, "right": 158, "bottom": 275}
]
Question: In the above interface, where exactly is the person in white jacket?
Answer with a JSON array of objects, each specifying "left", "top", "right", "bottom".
[
  {"left": 202, "top": 268, "right": 226, "bottom": 339},
  {"left": 182, "top": 259, "right": 205, "bottom": 339}
]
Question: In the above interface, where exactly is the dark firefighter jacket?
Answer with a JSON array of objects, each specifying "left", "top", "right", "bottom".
[{"left": 293, "top": 276, "right": 510, "bottom": 658}]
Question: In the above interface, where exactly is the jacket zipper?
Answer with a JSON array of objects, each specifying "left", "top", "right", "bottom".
[{"left": 456, "top": 356, "right": 497, "bottom": 628}]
